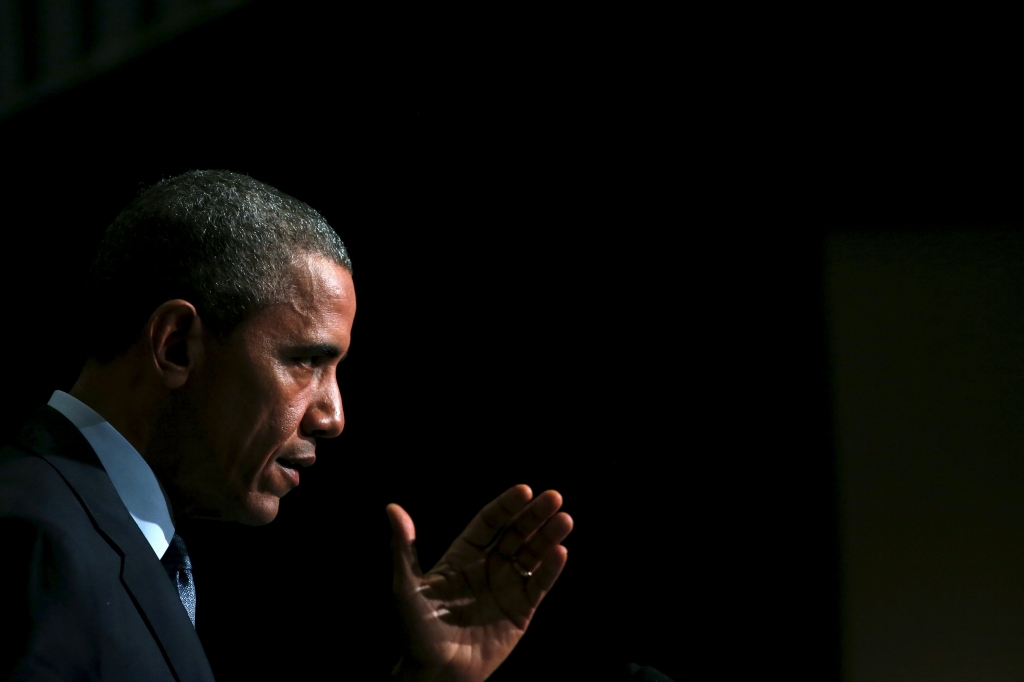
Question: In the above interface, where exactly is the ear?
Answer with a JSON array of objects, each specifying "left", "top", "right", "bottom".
[{"left": 146, "top": 300, "right": 203, "bottom": 389}]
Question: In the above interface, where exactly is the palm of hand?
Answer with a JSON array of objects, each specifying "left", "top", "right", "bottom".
[{"left": 388, "top": 486, "right": 572, "bottom": 682}]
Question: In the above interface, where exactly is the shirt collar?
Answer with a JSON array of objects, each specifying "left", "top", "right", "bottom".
[{"left": 47, "top": 390, "right": 175, "bottom": 559}]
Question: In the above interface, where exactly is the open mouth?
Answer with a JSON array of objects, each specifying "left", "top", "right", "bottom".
[
  {"left": 273, "top": 453, "right": 315, "bottom": 487},
  {"left": 276, "top": 453, "right": 315, "bottom": 469},
  {"left": 273, "top": 459, "right": 302, "bottom": 489}
]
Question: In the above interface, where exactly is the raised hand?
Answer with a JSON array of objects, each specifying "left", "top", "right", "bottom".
[{"left": 387, "top": 485, "right": 573, "bottom": 682}]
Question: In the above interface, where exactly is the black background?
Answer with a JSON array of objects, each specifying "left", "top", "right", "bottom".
[
  {"left": 14, "top": 6, "right": 1022, "bottom": 681},
  {"left": 0, "top": 4, "right": 698, "bottom": 679}
]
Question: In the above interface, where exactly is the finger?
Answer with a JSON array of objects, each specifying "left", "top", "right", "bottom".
[
  {"left": 495, "top": 490, "right": 563, "bottom": 558},
  {"left": 525, "top": 544, "right": 568, "bottom": 607},
  {"left": 458, "top": 484, "right": 533, "bottom": 549},
  {"left": 512, "top": 512, "right": 573, "bottom": 572},
  {"left": 386, "top": 503, "right": 423, "bottom": 584}
]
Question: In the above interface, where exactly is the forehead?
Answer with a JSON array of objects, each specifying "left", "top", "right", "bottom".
[
  {"left": 241, "top": 254, "right": 356, "bottom": 346},
  {"left": 288, "top": 253, "right": 355, "bottom": 310}
]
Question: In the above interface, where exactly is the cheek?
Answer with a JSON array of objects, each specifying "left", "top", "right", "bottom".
[
  {"left": 244, "top": 395, "right": 310, "bottom": 476},
  {"left": 204, "top": 353, "right": 313, "bottom": 489}
]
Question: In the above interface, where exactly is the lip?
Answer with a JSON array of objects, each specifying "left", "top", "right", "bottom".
[
  {"left": 277, "top": 451, "right": 317, "bottom": 468},
  {"left": 274, "top": 452, "right": 316, "bottom": 488},
  {"left": 273, "top": 460, "right": 301, "bottom": 487}
]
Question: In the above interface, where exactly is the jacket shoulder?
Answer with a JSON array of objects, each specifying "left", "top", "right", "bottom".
[
  {"left": 0, "top": 427, "right": 185, "bottom": 682},
  {"left": 0, "top": 442, "right": 91, "bottom": 525}
]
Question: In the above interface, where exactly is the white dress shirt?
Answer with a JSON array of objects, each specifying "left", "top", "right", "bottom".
[{"left": 47, "top": 390, "right": 175, "bottom": 559}]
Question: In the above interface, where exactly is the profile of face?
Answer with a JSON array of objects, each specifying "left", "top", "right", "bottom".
[{"left": 163, "top": 253, "right": 356, "bottom": 525}]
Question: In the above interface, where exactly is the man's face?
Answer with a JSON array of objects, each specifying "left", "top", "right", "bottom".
[{"left": 168, "top": 253, "right": 356, "bottom": 525}]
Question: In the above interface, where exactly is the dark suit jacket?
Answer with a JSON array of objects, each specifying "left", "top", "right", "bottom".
[
  {"left": 0, "top": 405, "right": 674, "bottom": 681},
  {"left": 0, "top": 405, "right": 215, "bottom": 682}
]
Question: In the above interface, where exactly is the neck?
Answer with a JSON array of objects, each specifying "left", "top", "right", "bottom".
[{"left": 69, "top": 353, "right": 163, "bottom": 459}]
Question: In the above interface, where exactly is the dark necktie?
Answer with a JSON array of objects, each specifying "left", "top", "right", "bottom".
[{"left": 160, "top": 533, "right": 196, "bottom": 628}]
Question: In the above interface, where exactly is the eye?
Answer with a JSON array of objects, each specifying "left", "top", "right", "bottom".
[{"left": 294, "top": 356, "right": 317, "bottom": 367}]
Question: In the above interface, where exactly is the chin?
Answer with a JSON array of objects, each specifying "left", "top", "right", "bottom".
[{"left": 238, "top": 494, "right": 281, "bottom": 526}]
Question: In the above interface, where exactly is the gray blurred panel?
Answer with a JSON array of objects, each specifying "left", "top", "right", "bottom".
[
  {"left": 829, "top": 231, "right": 1024, "bottom": 681},
  {"left": 0, "top": 0, "right": 252, "bottom": 120},
  {"left": 0, "top": 0, "right": 18, "bottom": 99},
  {"left": 95, "top": 0, "right": 138, "bottom": 53},
  {"left": 163, "top": 0, "right": 197, "bottom": 25},
  {"left": 39, "top": 0, "right": 80, "bottom": 78}
]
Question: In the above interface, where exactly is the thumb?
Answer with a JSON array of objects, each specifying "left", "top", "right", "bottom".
[{"left": 386, "top": 503, "right": 423, "bottom": 582}]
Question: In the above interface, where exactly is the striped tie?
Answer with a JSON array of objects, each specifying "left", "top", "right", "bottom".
[{"left": 160, "top": 533, "right": 196, "bottom": 628}]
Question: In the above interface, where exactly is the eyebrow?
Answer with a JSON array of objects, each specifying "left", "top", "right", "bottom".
[{"left": 289, "top": 343, "right": 346, "bottom": 360}]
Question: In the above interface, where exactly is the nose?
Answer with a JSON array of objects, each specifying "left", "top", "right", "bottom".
[{"left": 301, "top": 377, "right": 345, "bottom": 438}]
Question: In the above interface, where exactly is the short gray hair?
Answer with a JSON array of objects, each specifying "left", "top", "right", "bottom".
[{"left": 87, "top": 170, "right": 352, "bottom": 363}]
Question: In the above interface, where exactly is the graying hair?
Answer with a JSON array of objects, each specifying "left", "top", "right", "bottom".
[{"left": 87, "top": 170, "right": 352, "bottom": 362}]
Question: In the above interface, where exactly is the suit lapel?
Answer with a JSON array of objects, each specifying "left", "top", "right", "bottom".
[{"left": 17, "top": 405, "right": 216, "bottom": 682}]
